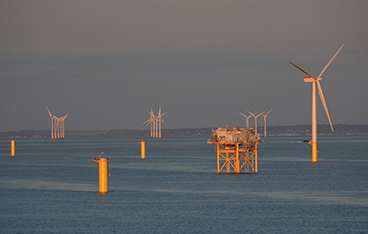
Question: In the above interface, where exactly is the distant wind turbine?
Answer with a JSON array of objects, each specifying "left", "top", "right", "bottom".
[
  {"left": 248, "top": 112, "right": 264, "bottom": 136},
  {"left": 240, "top": 112, "right": 252, "bottom": 128},
  {"left": 262, "top": 110, "right": 271, "bottom": 137}
]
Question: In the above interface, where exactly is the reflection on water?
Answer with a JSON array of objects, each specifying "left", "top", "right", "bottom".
[
  {"left": 0, "top": 179, "right": 95, "bottom": 192},
  {"left": 0, "top": 136, "right": 367, "bottom": 233}
]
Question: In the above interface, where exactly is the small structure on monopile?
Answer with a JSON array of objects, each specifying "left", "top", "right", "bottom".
[
  {"left": 208, "top": 128, "right": 261, "bottom": 175},
  {"left": 93, "top": 153, "right": 111, "bottom": 195}
]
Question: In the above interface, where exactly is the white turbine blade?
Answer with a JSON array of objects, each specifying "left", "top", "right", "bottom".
[
  {"left": 290, "top": 62, "right": 313, "bottom": 77},
  {"left": 317, "top": 80, "right": 334, "bottom": 132},
  {"left": 149, "top": 109, "right": 154, "bottom": 118},
  {"left": 318, "top": 44, "right": 344, "bottom": 78},
  {"left": 63, "top": 113, "right": 69, "bottom": 120},
  {"left": 144, "top": 118, "right": 152, "bottom": 125},
  {"left": 46, "top": 107, "right": 52, "bottom": 117},
  {"left": 255, "top": 112, "right": 264, "bottom": 118},
  {"left": 240, "top": 112, "right": 248, "bottom": 118},
  {"left": 263, "top": 109, "right": 271, "bottom": 117},
  {"left": 248, "top": 112, "right": 255, "bottom": 117}
]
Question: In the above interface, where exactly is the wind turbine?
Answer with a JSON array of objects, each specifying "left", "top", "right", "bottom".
[
  {"left": 262, "top": 110, "right": 271, "bottom": 137},
  {"left": 157, "top": 105, "right": 166, "bottom": 138},
  {"left": 144, "top": 109, "right": 155, "bottom": 137},
  {"left": 59, "top": 113, "right": 69, "bottom": 139},
  {"left": 248, "top": 112, "right": 264, "bottom": 136},
  {"left": 46, "top": 107, "right": 55, "bottom": 139},
  {"left": 290, "top": 44, "right": 343, "bottom": 163},
  {"left": 46, "top": 107, "right": 68, "bottom": 140},
  {"left": 240, "top": 112, "right": 252, "bottom": 128}
]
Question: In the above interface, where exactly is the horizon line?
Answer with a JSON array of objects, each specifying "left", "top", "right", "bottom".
[{"left": 1, "top": 123, "right": 368, "bottom": 133}]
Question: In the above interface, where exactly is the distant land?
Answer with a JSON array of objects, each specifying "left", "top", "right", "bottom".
[{"left": 1, "top": 124, "right": 368, "bottom": 139}]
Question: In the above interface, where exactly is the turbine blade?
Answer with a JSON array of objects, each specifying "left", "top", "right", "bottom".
[
  {"left": 240, "top": 112, "right": 248, "bottom": 118},
  {"left": 263, "top": 109, "right": 272, "bottom": 117},
  {"left": 290, "top": 62, "right": 313, "bottom": 77},
  {"left": 317, "top": 80, "right": 334, "bottom": 132},
  {"left": 46, "top": 107, "right": 52, "bottom": 117},
  {"left": 318, "top": 44, "right": 344, "bottom": 78},
  {"left": 255, "top": 112, "right": 264, "bottom": 118}
]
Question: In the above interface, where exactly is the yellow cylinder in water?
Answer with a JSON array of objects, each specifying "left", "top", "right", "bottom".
[
  {"left": 254, "top": 143, "right": 258, "bottom": 173},
  {"left": 235, "top": 144, "right": 240, "bottom": 174},
  {"left": 140, "top": 139, "right": 146, "bottom": 160},
  {"left": 98, "top": 158, "right": 108, "bottom": 194},
  {"left": 10, "top": 139, "right": 16, "bottom": 158},
  {"left": 312, "top": 142, "right": 318, "bottom": 163}
]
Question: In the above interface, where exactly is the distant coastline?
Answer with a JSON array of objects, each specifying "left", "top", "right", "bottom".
[{"left": 1, "top": 124, "right": 368, "bottom": 139}]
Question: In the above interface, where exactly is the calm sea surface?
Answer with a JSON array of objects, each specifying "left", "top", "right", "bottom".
[{"left": 0, "top": 136, "right": 367, "bottom": 233}]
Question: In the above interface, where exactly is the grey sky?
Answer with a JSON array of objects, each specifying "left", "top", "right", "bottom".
[{"left": 0, "top": 0, "right": 367, "bottom": 130}]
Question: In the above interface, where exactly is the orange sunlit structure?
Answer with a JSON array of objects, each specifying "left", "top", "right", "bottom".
[
  {"left": 10, "top": 139, "right": 16, "bottom": 159},
  {"left": 93, "top": 156, "right": 111, "bottom": 195},
  {"left": 290, "top": 44, "right": 343, "bottom": 163},
  {"left": 140, "top": 139, "right": 146, "bottom": 160},
  {"left": 208, "top": 128, "right": 260, "bottom": 174}
]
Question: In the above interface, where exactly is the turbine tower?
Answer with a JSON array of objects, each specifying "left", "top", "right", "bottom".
[
  {"left": 248, "top": 112, "right": 264, "bottom": 136},
  {"left": 262, "top": 110, "right": 271, "bottom": 137},
  {"left": 240, "top": 112, "right": 252, "bottom": 128},
  {"left": 290, "top": 44, "right": 343, "bottom": 163}
]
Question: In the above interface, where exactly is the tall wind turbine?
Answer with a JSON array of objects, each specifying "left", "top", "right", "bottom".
[
  {"left": 248, "top": 112, "right": 264, "bottom": 136},
  {"left": 262, "top": 110, "right": 271, "bottom": 137},
  {"left": 145, "top": 110, "right": 151, "bottom": 137},
  {"left": 59, "top": 113, "right": 69, "bottom": 139},
  {"left": 46, "top": 107, "right": 55, "bottom": 139},
  {"left": 290, "top": 44, "right": 343, "bottom": 163},
  {"left": 157, "top": 105, "right": 166, "bottom": 138},
  {"left": 144, "top": 109, "right": 155, "bottom": 137},
  {"left": 240, "top": 112, "right": 252, "bottom": 128}
]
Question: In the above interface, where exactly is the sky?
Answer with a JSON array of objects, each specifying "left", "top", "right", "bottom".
[{"left": 0, "top": 0, "right": 367, "bottom": 130}]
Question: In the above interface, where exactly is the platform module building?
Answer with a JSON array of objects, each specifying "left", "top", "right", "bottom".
[{"left": 208, "top": 128, "right": 261, "bottom": 175}]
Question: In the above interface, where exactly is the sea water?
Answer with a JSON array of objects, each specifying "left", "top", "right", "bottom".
[{"left": 0, "top": 136, "right": 367, "bottom": 233}]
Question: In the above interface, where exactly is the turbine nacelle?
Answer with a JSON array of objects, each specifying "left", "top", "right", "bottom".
[{"left": 303, "top": 77, "right": 322, "bottom": 83}]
